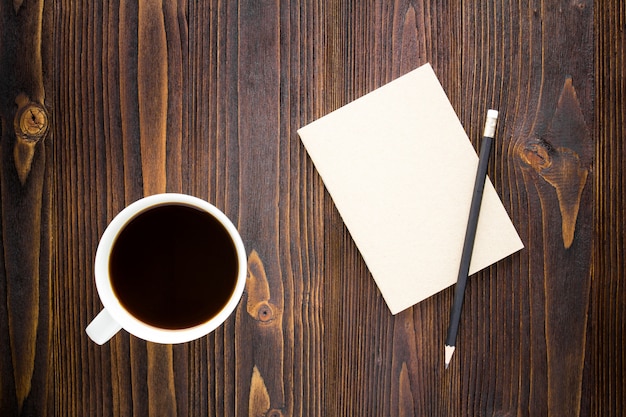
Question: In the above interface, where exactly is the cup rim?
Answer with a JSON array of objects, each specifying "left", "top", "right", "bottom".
[{"left": 94, "top": 193, "right": 247, "bottom": 344}]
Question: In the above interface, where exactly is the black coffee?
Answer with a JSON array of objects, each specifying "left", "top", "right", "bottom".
[{"left": 109, "top": 204, "right": 239, "bottom": 329}]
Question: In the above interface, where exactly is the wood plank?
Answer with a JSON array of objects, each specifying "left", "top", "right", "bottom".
[
  {"left": 458, "top": 1, "right": 594, "bottom": 416},
  {"left": 319, "top": 2, "right": 463, "bottom": 416},
  {"left": 592, "top": 0, "right": 626, "bottom": 415},
  {"left": 0, "top": 0, "right": 52, "bottom": 415}
]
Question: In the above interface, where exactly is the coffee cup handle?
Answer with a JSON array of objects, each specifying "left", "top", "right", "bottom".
[{"left": 86, "top": 308, "right": 122, "bottom": 345}]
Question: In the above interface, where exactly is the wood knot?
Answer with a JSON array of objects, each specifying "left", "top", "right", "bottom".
[
  {"left": 519, "top": 137, "right": 588, "bottom": 249},
  {"left": 267, "top": 409, "right": 283, "bottom": 417},
  {"left": 256, "top": 302, "right": 274, "bottom": 323},
  {"left": 520, "top": 139, "right": 553, "bottom": 172},
  {"left": 12, "top": 95, "right": 49, "bottom": 184},
  {"left": 246, "top": 250, "right": 283, "bottom": 325},
  {"left": 14, "top": 101, "right": 49, "bottom": 142}
]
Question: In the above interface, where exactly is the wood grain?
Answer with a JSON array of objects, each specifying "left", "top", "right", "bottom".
[
  {"left": 0, "top": 0, "right": 51, "bottom": 415},
  {"left": 0, "top": 0, "right": 623, "bottom": 416},
  {"left": 592, "top": 0, "right": 626, "bottom": 415}
]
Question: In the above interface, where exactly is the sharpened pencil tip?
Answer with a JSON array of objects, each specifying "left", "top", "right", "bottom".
[{"left": 444, "top": 345, "right": 455, "bottom": 369}]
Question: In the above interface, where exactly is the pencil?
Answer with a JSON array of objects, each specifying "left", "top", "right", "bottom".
[{"left": 444, "top": 109, "right": 499, "bottom": 369}]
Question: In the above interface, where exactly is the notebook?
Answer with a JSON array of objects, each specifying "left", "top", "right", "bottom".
[{"left": 298, "top": 63, "right": 524, "bottom": 314}]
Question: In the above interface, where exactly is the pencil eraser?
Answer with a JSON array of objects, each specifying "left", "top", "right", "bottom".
[{"left": 483, "top": 109, "right": 499, "bottom": 138}]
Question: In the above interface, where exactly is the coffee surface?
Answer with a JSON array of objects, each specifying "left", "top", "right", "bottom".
[{"left": 109, "top": 204, "right": 239, "bottom": 329}]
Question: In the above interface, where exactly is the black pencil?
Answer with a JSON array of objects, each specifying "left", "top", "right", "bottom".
[{"left": 444, "top": 109, "right": 499, "bottom": 369}]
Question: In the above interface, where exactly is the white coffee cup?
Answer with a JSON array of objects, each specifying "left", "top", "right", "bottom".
[{"left": 86, "top": 193, "right": 247, "bottom": 345}]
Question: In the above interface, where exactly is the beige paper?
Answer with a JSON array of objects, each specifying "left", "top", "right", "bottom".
[{"left": 298, "top": 63, "right": 524, "bottom": 314}]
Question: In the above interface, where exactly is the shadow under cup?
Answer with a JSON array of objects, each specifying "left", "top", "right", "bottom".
[{"left": 110, "top": 203, "right": 239, "bottom": 329}]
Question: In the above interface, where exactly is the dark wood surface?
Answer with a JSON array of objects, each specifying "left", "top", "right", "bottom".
[{"left": 0, "top": 0, "right": 623, "bottom": 415}]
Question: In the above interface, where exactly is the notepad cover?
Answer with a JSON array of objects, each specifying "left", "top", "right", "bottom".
[{"left": 298, "top": 63, "right": 524, "bottom": 314}]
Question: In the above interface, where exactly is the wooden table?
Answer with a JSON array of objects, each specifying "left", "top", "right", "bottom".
[{"left": 0, "top": 1, "right": 623, "bottom": 415}]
